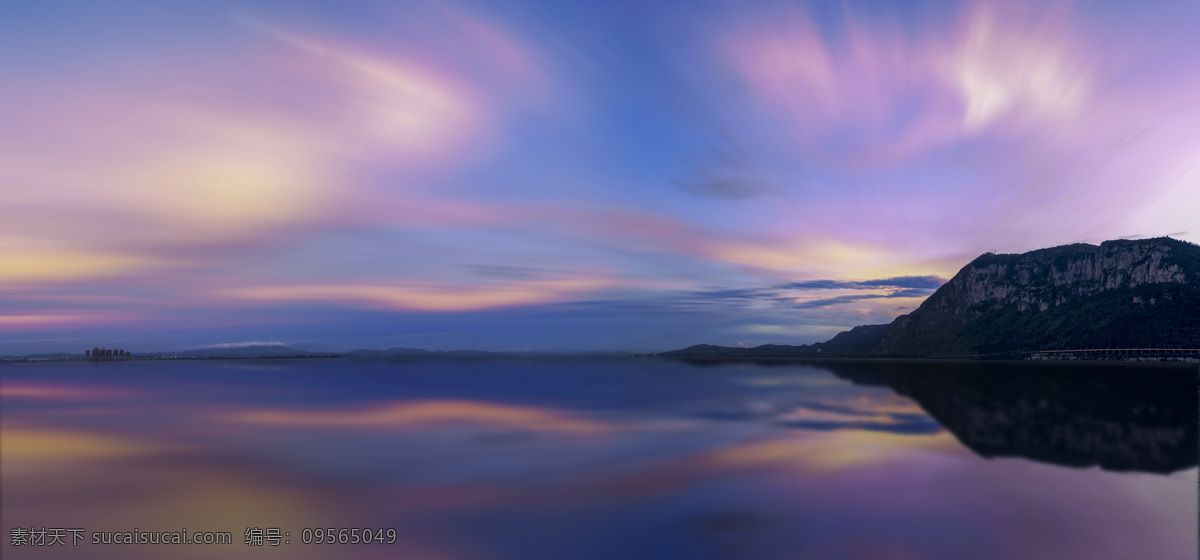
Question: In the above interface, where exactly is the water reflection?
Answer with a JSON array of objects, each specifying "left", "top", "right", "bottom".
[
  {"left": 1, "top": 359, "right": 1195, "bottom": 559},
  {"left": 678, "top": 359, "right": 1198, "bottom": 474},
  {"left": 834, "top": 360, "right": 1197, "bottom": 474}
]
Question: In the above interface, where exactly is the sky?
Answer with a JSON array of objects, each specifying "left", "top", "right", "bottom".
[{"left": 2, "top": 0, "right": 1199, "bottom": 354}]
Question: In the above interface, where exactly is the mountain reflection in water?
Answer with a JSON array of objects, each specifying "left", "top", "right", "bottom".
[
  {"left": 831, "top": 360, "right": 1197, "bottom": 474},
  {"left": 677, "top": 359, "right": 1198, "bottom": 474},
  {"left": 1, "top": 358, "right": 1194, "bottom": 560}
]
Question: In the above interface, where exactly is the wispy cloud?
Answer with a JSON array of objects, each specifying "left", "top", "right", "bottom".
[
  {"left": 717, "top": 2, "right": 1092, "bottom": 167},
  {"left": 207, "top": 341, "right": 287, "bottom": 349},
  {"left": 222, "top": 277, "right": 617, "bottom": 312},
  {"left": 3, "top": 0, "right": 1198, "bottom": 352},
  {"left": 675, "top": 276, "right": 943, "bottom": 314},
  {"left": 675, "top": 133, "right": 777, "bottom": 200}
]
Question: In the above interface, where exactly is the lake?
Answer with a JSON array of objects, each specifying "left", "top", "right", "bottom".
[{"left": 2, "top": 358, "right": 1195, "bottom": 559}]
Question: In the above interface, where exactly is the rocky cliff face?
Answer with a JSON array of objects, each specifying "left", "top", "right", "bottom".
[
  {"left": 875, "top": 237, "right": 1200, "bottom": 355},
  {"left": 920, "top": 240, "right": 1188, "bottom": 315}
]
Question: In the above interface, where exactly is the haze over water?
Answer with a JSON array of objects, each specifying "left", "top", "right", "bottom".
[{"left": 2, "top": 358, "right": 1194, "bottom": 559}]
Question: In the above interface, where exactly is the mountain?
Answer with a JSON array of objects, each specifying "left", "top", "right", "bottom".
[
  {"left": 877, "top": 237, "right": 1200, "bottom": 355},
  {"left": 661, "top": 237, "right": 1200, "bottom": 358}
]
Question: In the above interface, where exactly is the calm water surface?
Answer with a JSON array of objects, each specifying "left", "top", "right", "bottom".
[{"left": 2, "top": 358, "right": 1195, "bottom": 559}]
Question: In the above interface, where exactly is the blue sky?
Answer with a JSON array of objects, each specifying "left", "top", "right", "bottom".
[{"left": 3, "top": 0, "right": 1199, "bottom": 353}]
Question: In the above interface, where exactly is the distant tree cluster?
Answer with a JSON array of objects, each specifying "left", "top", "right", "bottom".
[{"left": 86, "top": 347, "right": 130, "bottom": 360}]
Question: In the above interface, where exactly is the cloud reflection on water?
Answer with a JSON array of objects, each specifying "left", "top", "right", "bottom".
[
  {"left": 226, "top": 399, "right": 613, "bottom": 434},
  {"left": 0, "top": 359, "right": 1194, "bottom": 559}
]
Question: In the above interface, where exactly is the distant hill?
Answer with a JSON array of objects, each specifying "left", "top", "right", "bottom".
[
  {"left": 345, "top": 347, "right": 634, "bottom": 359},
  {"left": 4, "top": 346, "right": 635, "bottom": 362},
  {"left": 162, "top": 345, "right": 333, "bottom": 358},
  {"left": 658, "top": 324, "right": 890, "bottom": 358},
  {"left": 344, "top": 347, "right": 433, "bottom": 358},
  {"left": 0, "top": 352, "right": 76, "bottom": 361},
  {"left": 661, "top": 237, "right": 1200, "bottom": 358}
]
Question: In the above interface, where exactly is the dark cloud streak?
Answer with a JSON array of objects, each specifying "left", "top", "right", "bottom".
[
  {"left": 777, "top": 276, "right": 946, "bottom": 291},
  {"left": 787, "top": 288, "right": 934, "bottom": 309}
]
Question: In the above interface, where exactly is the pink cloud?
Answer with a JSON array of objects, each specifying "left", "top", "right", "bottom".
[
  {"left": 720, "top": 2, "right": 1095, "bottom": 168},
  {"left": 221, "top": 276, "right": 618, "bottom": 312},
  {"left": 0, "top": 310, "right": 147, "bottom": 332},
  {"left": 1, "top": 8, "right": 559, "bottom": 293}
]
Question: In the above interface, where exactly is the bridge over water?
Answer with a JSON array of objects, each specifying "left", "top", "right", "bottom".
[{"left": 1031, "top": 348, "right": 1200, "bottom": 362}]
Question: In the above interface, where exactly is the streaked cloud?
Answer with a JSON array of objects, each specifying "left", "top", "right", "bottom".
[
  {"left": 207, "top": 341, "right": 287, "bottom": 348},
  {"left": 950, "top": 5, "right": 1090, "bottom": 131},
  {"left": 778, "top": 276, "right": 946, "bottom": 291},
  {"left": 224, "top": 277, "right": 615, "bottom": 312},
  {"left": 719, "top": 1, "right": 1093, "bottom": 166},
  {"left": 0, "top": 248, "right": 165, "bottom": 284},
  {"left": 706, "top": 237, "right": 962, "bottom": 280},
  {"left": 234, "top": 13, "right": 485, "bottom": 160},
  {"left": 3, "top": 0, "right": 1198, "bottom": 352},
  {"left": 0, "top": 311, "right": 145, "bottom": 331}
]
